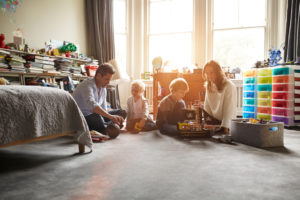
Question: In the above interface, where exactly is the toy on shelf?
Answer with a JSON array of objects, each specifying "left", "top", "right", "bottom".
[
  {"left": 0, "top": 33, "right": 10, "bottom": 49},
  {"left": 269, "top": 46, "right": 282, "bottom": 67}
]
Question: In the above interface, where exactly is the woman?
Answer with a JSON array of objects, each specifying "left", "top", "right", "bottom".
[{"left": 202, "top": 60, "right": 237, "bottom": 134}]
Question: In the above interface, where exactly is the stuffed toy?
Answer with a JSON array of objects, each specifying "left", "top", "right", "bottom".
[
  {"left": 0, "top": 77, "right": 7, "bottom": 85},
  {"left": 0, "top": 34, "right": 9, "bottom": 49}
]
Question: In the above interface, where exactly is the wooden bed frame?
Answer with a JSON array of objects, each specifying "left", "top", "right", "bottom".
[{"left": 0, "top": 131, "right": 85, "bottom": 153}]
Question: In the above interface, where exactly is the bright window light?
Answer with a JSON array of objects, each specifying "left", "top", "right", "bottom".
[
  {"left": 149, "top": 0, "right": 193, "bottom": 71},
  {"left": 213, "top": 0, "right": 266, "bottom": 70}
]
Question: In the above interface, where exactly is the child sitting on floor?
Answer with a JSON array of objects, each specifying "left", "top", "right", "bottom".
[
  {"left": 126, "top": 80, "right": 157, "bottom": 133},
  {"left": 156, "top": 78, "right": 189, "bottom": 136}
]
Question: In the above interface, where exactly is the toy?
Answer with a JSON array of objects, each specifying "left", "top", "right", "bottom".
[
  {"left": 269, "top": 46, "right": 282, "bottom": 67},
  {"left": 105, "top": 123, "right": 120, "bottom": 139},
  {"left": 177, "top": 106, "right": 213, "bottom": 138},
  {"left": 0, "top": 33, "right": 10, "bottom": 49},
  {"left": 90, "top": 130, "right": 109, "bottom": 142}
]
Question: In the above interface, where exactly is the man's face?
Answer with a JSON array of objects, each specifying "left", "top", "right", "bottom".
[{"left": 96, "top": 73, "right": 112, "bottom": 87}]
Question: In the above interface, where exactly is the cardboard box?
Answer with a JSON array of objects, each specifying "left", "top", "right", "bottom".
[{"left": 230, "top": 119, "right": 284, "bottom": 147}]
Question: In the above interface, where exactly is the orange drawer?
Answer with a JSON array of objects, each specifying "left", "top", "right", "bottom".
[
  {"left": 272, "top": 75, "right": 293, "bottom": 84},
  {"left": 243, "top": 70, "right": 256, "bottom": 77},
  {"left": 257, "top": 106, "right": 272, "bottom": 114}
]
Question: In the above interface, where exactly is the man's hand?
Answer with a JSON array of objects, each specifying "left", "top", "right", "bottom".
[{"left": 111, "top": 115, "right": 124, "bottom": 125}]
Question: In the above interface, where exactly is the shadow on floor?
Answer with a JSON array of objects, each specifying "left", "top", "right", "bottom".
[{"left": 0, "top": 148, "right": 89, "bottom": 174}]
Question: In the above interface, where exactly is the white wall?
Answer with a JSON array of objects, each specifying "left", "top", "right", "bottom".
[{"left": 0, "top": 0, "right": 88, "bottom": 54}]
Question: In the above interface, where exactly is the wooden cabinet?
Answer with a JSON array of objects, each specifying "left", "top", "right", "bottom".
[{"left": 153, "top": 72, "right": 206, "bottom": 119}]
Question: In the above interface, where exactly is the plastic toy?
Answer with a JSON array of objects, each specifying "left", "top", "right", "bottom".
[
  {"left": 178, "top": 106, "right": 215, "bottom": 138},
  {"left": 105, "top": 123, "right": 120, "bottom": 139},
  {"left": 0, "top": 33, "right": 10, "bottom": 49},
  {"left": 269, "top": 46, "right": 282, "bottom": 67}
]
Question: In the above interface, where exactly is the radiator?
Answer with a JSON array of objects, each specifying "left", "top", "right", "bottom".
[
  {"left": 231, "top": 79, "right": 243, "bottom": 117},
  {"left": 143, "top": 80, "right": 154, "bottom": 113}
]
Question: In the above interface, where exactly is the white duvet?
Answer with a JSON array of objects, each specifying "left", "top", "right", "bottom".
[{"left": 0, "top": 86, "right": 93, "bottom": 150}]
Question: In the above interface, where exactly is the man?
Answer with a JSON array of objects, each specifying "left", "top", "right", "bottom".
[{"left": 73, "top": 63, "right": 126, "bottom": 139}]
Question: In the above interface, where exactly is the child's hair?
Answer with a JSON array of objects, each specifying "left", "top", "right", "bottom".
[
  {"left": 203, "top": 60, "right": 227, "bottom": 92},
  {"left": 169, "top": 78, "right": 189, "bottom": 93},
  {"left": 131, "top": 80, "right": 145, "bottom": 93}
]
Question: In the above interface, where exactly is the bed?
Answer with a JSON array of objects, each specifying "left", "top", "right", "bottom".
[{"left": 0, "top": 86, "right": 93, "bottom": 153}]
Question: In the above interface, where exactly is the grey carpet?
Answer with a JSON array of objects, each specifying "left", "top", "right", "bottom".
[{"left": 1, "top": 129, "right": 300, "bottom": 200}]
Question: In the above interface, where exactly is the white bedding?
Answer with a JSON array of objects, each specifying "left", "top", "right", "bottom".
[{"left": 0, "top": 86, "right": 93, "bottom": 150}]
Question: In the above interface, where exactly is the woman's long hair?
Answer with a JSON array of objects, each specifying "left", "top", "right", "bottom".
[{"left": 202, "top": 60, "right": 227, "bottom": 93}]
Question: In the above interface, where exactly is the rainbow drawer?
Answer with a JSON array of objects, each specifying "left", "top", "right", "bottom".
[
  {"left": 272, "top": 100, "right": 293, "bottom": 108},
  {"left": 243, "top": 77, "right": 256, "bottom": 84},
  {"left": 257, "top": 91, "right": 271, "bottom": 99},
  {"left": 257, "top": 76, "right": 272, "bottom": 84},
  {"left": 243, "top": 84, "right": 256, "bottom": 91},
  {"left": 243, "top": 105, "right": 256, "bottom": 112},
  {"left": 257, "top": 113, "right": 272, "bottom": 121},
  {"left": 257, "top": 99, "right": 271, "bottom": 107},
  {"left": 272, "top": 75, "right": 293, "bottom": 84},
  {"left": 272, "top": 67, "right": 291, "bottom": 76},
  {"left": 243, "top": 112, "right": 256, "bottom": 119},
  {"left": 272, "top": 116, "right": 294, "bottom": 126},
  {"left": 257, "top": 84, "right": 272, "bottom": 91},
  {"left": 272, "top": 84, "right": 293, "bottom": 92},
  {"left": 272, "top": 108, "right": 294, "bottom": 117},
  {"left": 272, "top": 92, "right": 293, "bottom": 100},
  {"left": 243, "top": 70, "right": 256, "bottom": 77},
  {"left": 243, "top": 98, "right": 256, "bottom": 105},
  {"left": 257, "top": 106, "right": 271, "bottom": 114},
  {"left": 257, "top": 68, "right": 272, "bottom": 77},
  {"left": 243, "top": 91, "right": 256, "bottom": 98}
]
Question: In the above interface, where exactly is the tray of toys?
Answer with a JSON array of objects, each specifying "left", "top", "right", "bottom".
[{"left": 178, "top": 121, "right": 211, "bottom": 138}]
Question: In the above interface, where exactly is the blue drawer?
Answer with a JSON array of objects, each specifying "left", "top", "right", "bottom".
[
  {"left": 272, "top": 67, "right": 290, "bottom": 76},
  {"left": 243, "top": 105, "right": 256, "bottom": 112},
  {"left": 243, "top": 91, "right": 256, "bottom": 98},
  {"left": 243, "top": 84, "right": 256, "bottom": 91},
  {"left": 257, "top": 84, "right": 272, "bottom": 91},
  {"left": 243, "top": 112, "right": 256, "bottom": 119}
]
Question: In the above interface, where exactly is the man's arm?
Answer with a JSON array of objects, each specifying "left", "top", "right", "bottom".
[{"left": 93, "top": 106, "right": 124, "bottom": 125}]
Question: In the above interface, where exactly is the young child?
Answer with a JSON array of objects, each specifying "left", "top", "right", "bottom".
[
  {"left": 126, "top": 80, "right": 157, "bottom": 132},
  {"left": 156, "top": 78, "right": 189, "bottom": 136}
]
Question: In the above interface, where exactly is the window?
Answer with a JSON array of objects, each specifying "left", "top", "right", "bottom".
[
  {"left": 148, "top": 0, "right": 193, "bottom": 72},
  {"left": 113, "top": 0, "right": 127, "bottom": 74},
  {"left": 211, "top": 0, "right": 267, "bottom": 69}
]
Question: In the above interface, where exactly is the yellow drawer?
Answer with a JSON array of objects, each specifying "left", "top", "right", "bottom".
[
  {"left": 257, "top": 68, "right": 272, "bottom": 77},
  {"left": 257, "top": 99, "right": 272, "bottom": 107},
  {"left": 257, "top": 91, "right": 271, "bottom": 99}
]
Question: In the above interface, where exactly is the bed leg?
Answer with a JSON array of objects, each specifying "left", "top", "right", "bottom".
[{"left": 79, "top": 144, "right": 85, "bottom": 153}]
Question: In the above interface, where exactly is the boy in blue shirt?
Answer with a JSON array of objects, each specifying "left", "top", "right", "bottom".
[{"left": 156, "top": 78, "right": 189, "bottom": 136}]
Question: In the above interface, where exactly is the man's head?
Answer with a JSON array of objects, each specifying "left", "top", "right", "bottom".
[{"left": 95, "top": 63, "right": 115, "bottom": 87}]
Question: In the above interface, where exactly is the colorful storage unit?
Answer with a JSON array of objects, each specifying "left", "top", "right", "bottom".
[
  {"left": 271, "top": 66, "right": 298, "bottom": 126},
  {"left": 256, "top": 68, "right": 272, "bottom": 121},
  {"left": 257, "top": 68, "right": 272, "bottom": 120},
  {"left": 243, "top": 69, "right": 257, "bottom": 119},
  {"left": 242, "top": 65, "right": 300, "bottom": 126}
]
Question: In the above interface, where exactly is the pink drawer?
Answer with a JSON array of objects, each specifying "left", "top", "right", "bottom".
[{"left": 272, "top": 108, "right": 294, "bottom": 117}]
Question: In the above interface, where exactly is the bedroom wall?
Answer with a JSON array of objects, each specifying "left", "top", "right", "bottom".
[{"left": 0, "top": 0, "right": 88, "bottom": 55}]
